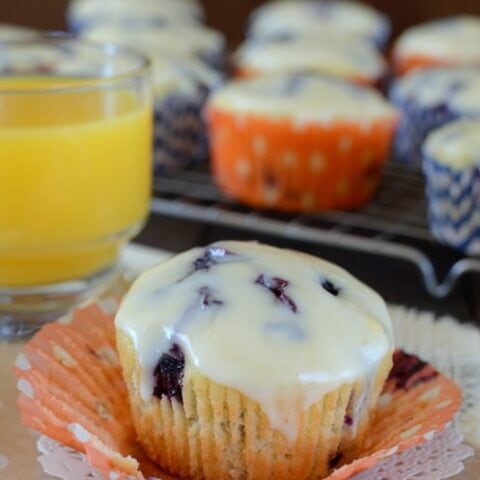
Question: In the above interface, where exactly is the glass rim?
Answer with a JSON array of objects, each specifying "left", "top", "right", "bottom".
[{"left": 0, "top": 32, "right": 152, "bottom": 94}]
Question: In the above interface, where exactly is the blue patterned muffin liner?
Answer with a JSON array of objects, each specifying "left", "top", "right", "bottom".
[
  {"left": 423, "top": 155, "right": 480, "bottom": 255},
  {"left": 154, "top": 88, "right": 209, "bottom": 170},
  {"left": 390, "top": 87, "right": 461, "bottom": 165}
]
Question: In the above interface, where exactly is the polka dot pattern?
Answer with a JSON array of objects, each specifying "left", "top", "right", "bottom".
[{"left": 209, "top": 109, "right": 397, "bottom": 212}]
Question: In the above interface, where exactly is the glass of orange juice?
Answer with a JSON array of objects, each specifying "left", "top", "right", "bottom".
[{"left": 0, "top": 36, "right": 152, "bottom": 337}]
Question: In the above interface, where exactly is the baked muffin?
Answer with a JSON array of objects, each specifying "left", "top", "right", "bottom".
[
  {"left": 248, "top": 0, "right": 390, "bottom": 50},
  {"left": 82, "top": 23, "right": 226, "bottom": 70},
  {"left": 393, "top": 15, "right": 480, "bottom": 76},
  {"left": 0, "top": 23, "right": 38, "bottom": 41},
  {"left": 234, "top": 34, "right": 386, "bottom": 86},
  {"left": 390, "top": 67, "right": 480, "bottom": 165},
  {"left": 115, "top": 241, "right": 394, "bottom": 480},
  {"left": 423, "top": 119, "right": 480, "bottom": 255},
  {"left": 67, "top": 0, "right": 203, "bottom": 33},
  {"left": 206, "top": 73, "right": 397, "bottom": 212}
]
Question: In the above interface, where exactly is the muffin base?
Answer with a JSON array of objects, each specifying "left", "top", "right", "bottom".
[{"left": 117, "top": 331, "right": 393, "bottom": 480}]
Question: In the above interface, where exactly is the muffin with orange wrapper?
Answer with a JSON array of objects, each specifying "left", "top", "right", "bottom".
[
  {"left": 392, "top": 15, "right": 480, "bottom": 76},
  {"left": 234, "top": 34, "right": 386, "bottom": 86},
  {"left": 206, "top": 73, "right": 398, "bottom": 212},
  {"left": 115, "top": 241, "right": 395, "bottom": 479}
]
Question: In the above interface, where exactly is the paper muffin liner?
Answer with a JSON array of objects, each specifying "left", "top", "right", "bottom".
[
  {"left": 423, "top": 155, "right": 480, "bottom": 255},
  {"left": 154, "top": 89, "right": 209, "bottom": 170},
  {"left": 389, "top": 87, "right": 460, "bottom": 165},
  {"left": 207, "top": 108, "right": 397, "bottom": 212},
  {"left": 392, "top": 53, "right": 450, "bottom": 77},
  {"left": 15, "top": 300, "right": 462, "bottom": 480}
]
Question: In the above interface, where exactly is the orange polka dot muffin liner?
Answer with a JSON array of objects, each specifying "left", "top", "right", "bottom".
[
  {"left": 392, "top": 54, "right": 455, "bottom": 77},
  {"left": 208, "top": 109, "right": 397, "bottom": 212},
  {"left": 15, "top": 300, "right": 462, "bottom": 480}
]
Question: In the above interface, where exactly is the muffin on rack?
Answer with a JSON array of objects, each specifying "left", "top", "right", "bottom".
[
  {"left": 423, "top": 119, "right": 480, "bottom": 255},
  {"left": 234, "top": 34, "right": 386, "bottom": 86},
  {"left": 81, "top": 23, "right": 226, "bottom": 70},
  {"left": 248, "top": 0, "right": 391, "bottom": 50},
  {"left": 390, "top": 67, "right": 480, "bottom": 165},
  {"left": 67, "top": 0, "right": 203, "bottom": 33},
  {"left": 392, "top": 15, "right": 480, "bottom": 76},
  {"left": 206, "top": 73, "right": 397, "bottom": 212},
  {"left": 115, "top": 240, "right": 394, "bottom": 480}
]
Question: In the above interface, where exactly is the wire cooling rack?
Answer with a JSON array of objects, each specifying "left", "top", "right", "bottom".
[{"left": 151, "top": 162, "right": 480, "bottom": 298}]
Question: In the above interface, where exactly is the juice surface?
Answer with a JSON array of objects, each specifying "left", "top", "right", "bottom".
[{"left": 0, "top": 76, "right": 152, "bottom": 286}]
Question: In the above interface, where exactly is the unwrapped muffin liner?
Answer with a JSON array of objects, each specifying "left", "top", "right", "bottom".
[
  {"left": 207, "top": 109, "right": 397, "bottom": 212},
  {"left": 389, "top": 87, "right": 460, "bottom": 165},
  {"left": 14, "top": 300, "right": 465, "bottom": 480},
  {"left": 423, "top": 155, "right": 480, "bottom": 255}
]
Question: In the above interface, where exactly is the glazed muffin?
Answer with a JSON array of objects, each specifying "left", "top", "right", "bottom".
[
  {"left": 423, "top": 119, "right": 480, "bottom": 255},
  {"left": 390, "top": 67, "right": 480, "bottom": 165},
  {"left": 248, "top": 0, "right": 390, "bottom": 50},
  {"left": 206, "top": 73, "right": 397, "bottom": 212},
  {"left": 82, "top": 23, "right": 226, "bottom": 70},
  {"left": 67, "top": 0, "right": 202, "bottom": 33},
  {"left": 234, "top": 34, "right": 386, "bottom": 86},
  {"left": 116, "top": 241, "right": 394, "bottom": 480},
  {"left": 393, "top": 15, "right": 480, "bottom": 76}
]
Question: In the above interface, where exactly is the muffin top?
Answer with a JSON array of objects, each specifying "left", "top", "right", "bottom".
[
  {"left": 424, "top": 119, "right": 480, "bottom": 168},
  {"left": 208, "top": 73, "right": 396, "bottom": 124},
  {"left": 390, "top": 67, "right": 480, "bottom": 115},
  {"left": 68, "top": 0, "right": 202, "bottom": 30},
  {"left": 116, "top": 241, "right": 393, "bottom": 440},
  {"left": 235, "top": 35, "right": 385, "bottom": 81},
  {"left": 0, "top": 23, "right": 39, "bottom": 41},
  {"left": 249, "top": 0, "right": 389, "bottom": 46},
  {"left": 394, "top": 15, "right": 480, "bottom": 64},
  {"left": 82, "top": 24, "right": 225, "bottom": 59}
]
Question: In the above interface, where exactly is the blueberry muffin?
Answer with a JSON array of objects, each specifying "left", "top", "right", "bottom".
[
  {"left": 248, "top": 0, "right": 390, "bottom": 50},
  {"left": 234, "top": 34, "right": 386, "bottom": 86},
  {"left": 390, "top": 67, "right": 480, "bottom": 165},
  {"left": 81, "top": 23, "right": 226, "bottom": 70},
  {"left": 116, "top": 241, "right": 394, "bottom": 480},
  {"left": 207, "top": 73, "right": 397, "bottom": 212},
  {"left": 393, "top": 15, "right": 480, "bottom": 76},
  {"left": 67, "top": 0, "right": 203, "bottom": 33},
  {"left": 0, "top": 23, "right": 39, "bottom": 41},
  {"left": 423, "top": 119, "right": 480, "bottom": 255}
]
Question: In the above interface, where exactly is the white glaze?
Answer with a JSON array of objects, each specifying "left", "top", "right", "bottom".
[
  {"left": 249, "top": 0, "right": 389, "bottom": 44},
  {"left": 235, "top": 35, "right": 385, "bottom": 80},
  {"left": 116, "top": 241, "right": 394, "bottom": 441},
  {"left": 424, "top": 119, "right": 480, "bottom": 168},
  {"left": 82, "top": 24, "right": 224, "bottom": 58},
  {"left": 395, "top": 16, "right": 480, "bottom": 64},
  {"left": 0, "top": 23, "right": 38, "bottom": 41},
  {"left": 68, "top": 0, "right": 202, "bottom": 28},
  {"left": 208, "top": 74, "right": 396, "bottom": 124},
  {"left": 393, "top": 67, "right": 480, "bottom": 115}
]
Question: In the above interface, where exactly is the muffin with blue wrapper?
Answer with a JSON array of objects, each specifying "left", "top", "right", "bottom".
[
  {"left": 235, "top": 33, "right": 386, "bottom": 86},
  {"left": 152, "top": 56, "right": 224, "bottom": 169},
  {"left": 67, "top": 0, "right": 203, "bottom": 33},
  {"left": 423, "top": 119, "right": 480, "bottom": 255},
  {"left": 248, "top": 0, "right": 391, "bottom": 50},
  {"left": 390, "top": 67, "right": 480, "bottom": 165},
  {"left": 82, "top": 23, "right": 226, "bottom": 71},
  {"left": 393, "top": 15, "right": 480, "bottom": 76}
]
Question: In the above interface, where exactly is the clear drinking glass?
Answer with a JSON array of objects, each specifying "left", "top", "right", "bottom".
[{"left": 0, "top": 35, "right": 152, "bottom": 338}]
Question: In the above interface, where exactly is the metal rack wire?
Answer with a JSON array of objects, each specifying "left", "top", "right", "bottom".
[{"left": 151, "top": 162, "right": 480, "bottom": 298}]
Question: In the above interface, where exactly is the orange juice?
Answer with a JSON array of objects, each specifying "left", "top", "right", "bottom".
[{"left": 0, "top": 77, "right": 152, "bottom": 286}]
